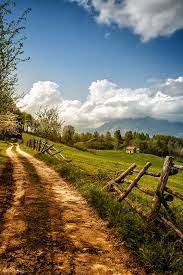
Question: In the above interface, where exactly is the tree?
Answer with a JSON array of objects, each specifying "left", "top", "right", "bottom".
[
  {"left": 73, "top": 132, "right": 80, "bottom": 143},
  {"left": 0, "top": 1, "right": 30, "bottom": 139},
  {"left": 102, "top": 131, "right": 114, "bottom": 149},
  {"left": 0, "top": 112, "right": 21, "bottom": 139},
  {"left": 93, "top": 131, "right": 99, "bottom": 140},
  {"left": 35, "top": 107, "right": 64, "bottom": 141},
  {"left": 124, "top": 131, "right": 133, "bottom": 146},
  {"left": 104, "top": 131, "right": 112, "bottom": 143},
  {"left": 114, "top": 130, "right": 122, "bottom": 149},
  {"left": 21, "top": 112, "right": 34, "bottom": 132},
  {"left": 62, "top": 125, "right": 75, "bottom": 145},
  {"left": 0, "top": 1, "right": 31, "bottom": 114}
]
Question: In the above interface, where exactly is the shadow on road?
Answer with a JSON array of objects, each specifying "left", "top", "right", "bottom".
[
  {"left": 15, "top": 155, "right": 77, "bottom": 273},
  {"left": 0, "top": 156, "right": 14, "bottom": 234}
]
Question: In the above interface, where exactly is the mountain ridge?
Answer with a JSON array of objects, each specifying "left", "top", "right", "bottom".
[{"left": 94, "top": 117, "right": 183, "bottom": 137}]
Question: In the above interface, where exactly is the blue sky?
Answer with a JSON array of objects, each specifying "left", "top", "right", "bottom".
[
  {"left": 16, "top": 0, "right": 183, "bottom": 128},
  {"left": 16, "top": 0, "right": 183, "bottom": 99}
]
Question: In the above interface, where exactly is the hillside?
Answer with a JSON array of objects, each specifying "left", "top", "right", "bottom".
[
  {"left": 95, "top": 117, "right": 183, "bottom": 137},
  {"left": 22, "top": 133, "right": 183, "bottom": 201}
]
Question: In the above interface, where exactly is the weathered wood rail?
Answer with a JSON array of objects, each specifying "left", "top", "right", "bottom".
[
  {"left": 24, "top": 138, "right": 72, "bottom": 163},
  {"left": 103, "top": 156, "right": 183, "bottom": 239}
]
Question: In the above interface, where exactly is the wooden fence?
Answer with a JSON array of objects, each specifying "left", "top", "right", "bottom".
[
  {"left": 103, "top": 156, "right": 183, "bottom": 239},
  {"left": 25, "top": 138, "right": 72, "bottom": 163}
]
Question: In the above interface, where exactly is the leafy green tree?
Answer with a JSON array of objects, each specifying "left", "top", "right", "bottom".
[
  {"left": 114, "top": 129, "right": 122, "bottom": 149},
  {"left": 35, "top": 107, "right": 64, "bottom": 141},
  {"left": 103, "top": 131, "right": 113, "bottom": 149},
  {"left": 62, "top": 125, "right": 75, "bottom": 145},
  {"left": 0, "top": 1, "right": 30, "bottom": 139},
  {"left": 93, "top": 131, "right": 99, "bottom": 140},
  {"left": 21, "top": 112, "right": 34, "bottom": 132},
  {"left": 73, "top": 132, "right": 80, "bottom": 143},
  {"left": 104, "top": 131, "right": 112, "bottom": 142},
  {"left": 0, "top": 0, "right": 31, "bottom": 114},
  {"left": 123, "top": 131, "right": 133, "bottom": 146}
]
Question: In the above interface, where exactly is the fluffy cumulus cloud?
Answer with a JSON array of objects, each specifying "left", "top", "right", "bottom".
[
  {"left": 18, "top": 76, "right": 183, "bottom": 128},
  {"left": 18, "top": 81, "right": 63, "bottom": 114},
  {"left": 69, "top": 0, "right": 183, "bottom": 41}
]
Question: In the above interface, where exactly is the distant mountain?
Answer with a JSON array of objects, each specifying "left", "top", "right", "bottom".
[{"left": 96, "top": 117, "right": 183, "bottom": 137}]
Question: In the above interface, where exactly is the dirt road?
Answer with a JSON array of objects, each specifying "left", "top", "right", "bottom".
[{"left": 0, "top": 145, "right": 144, "bottom": 274}]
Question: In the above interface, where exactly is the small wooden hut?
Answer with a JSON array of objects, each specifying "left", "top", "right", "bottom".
[{"left": 126, "top": 146, "right": 140, "bottom": 154}]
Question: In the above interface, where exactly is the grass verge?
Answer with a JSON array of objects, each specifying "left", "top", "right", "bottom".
[
  {"left": 20, "top": 142, "right": 183, "bottom": 274},
  {"left": 0, "top": 141, "right": 10, "bottom": 174}
]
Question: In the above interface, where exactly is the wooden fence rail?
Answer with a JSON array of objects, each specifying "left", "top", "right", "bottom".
[
  {"left": 25, "top": 138, "right": 72, "bottom": 163},
  {"left": 103, "top": 156, "right": 183, "bottom": 239}
]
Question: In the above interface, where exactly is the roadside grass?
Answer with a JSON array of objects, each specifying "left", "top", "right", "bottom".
[
  {"left": 21, "top": 133, "right": 183, "bottom": 274},
  {"left": 0, "top": 140, "right": 10, "bottom": 174}
]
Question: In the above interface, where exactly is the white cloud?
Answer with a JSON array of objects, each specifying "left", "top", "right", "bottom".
[
  {"left": 17, "top": 81, "right": 63, "bottom": 114},
  {"left": 69, "top": 0, "right": 183, "bottom": 41},
  {"left": 18, "top": 76, "right": 183, "bottom": 128}
]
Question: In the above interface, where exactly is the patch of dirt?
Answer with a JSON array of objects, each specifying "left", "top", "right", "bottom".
[
  {"left": 0, "top": 145, "right": 145, "bottom": 274},
  {"left": 0, "top": 153, "right": 14, "bottom": 234}
]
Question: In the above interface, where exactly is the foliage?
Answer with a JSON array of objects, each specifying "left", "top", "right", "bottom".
[
  {"left": 21, "top": 112, "right": 34, "bottom": 132},
  {"left": 0, "top": 0, "right": 31, "bottom": 114},
  {"left": 62, "top": 125, "right": 75, "bottom": 145},
  {"left": 0, "top": 0, "right": 30, "bottom": 139},
  {"left": 137, "top": 134, "right": 183, "bottom": 161},
  {"left": 69, "top": 128, "right": 183, "bottom": 160},
  {"left": 114, "top": 129, "right": 123, "bottom": 149},
  {"left": 0, "top": 112, "right": 21, "bottom": 137},
  {"left": 33, "top": 107, "right": 64, "bottom": 141}
]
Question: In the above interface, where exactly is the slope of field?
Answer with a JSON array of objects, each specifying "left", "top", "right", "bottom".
[
  {"left": 22, "top": 133, "right": 183, "bottom": 274},
  {"left": 22, "top": 133, "right": 183, "bottom": 209}
]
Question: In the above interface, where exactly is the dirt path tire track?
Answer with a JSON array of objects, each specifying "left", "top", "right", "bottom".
[
  {"left": 0, "top": 145, "right": 145, "bottom": 274},
  {"left": 0, "top": 154, "right": 14, "bottom": 235}
]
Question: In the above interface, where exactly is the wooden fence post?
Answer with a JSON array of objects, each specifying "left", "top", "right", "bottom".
[
  {"left": 41, "top": 144, "right": 54, "bottom": 154},
  {"left": 38, "top": 140, "right": 42, "bottom": 152},
  {"left": 40, "top": 141, "right": 47, "bottom": 153},
  {"left": 35, "top": 140, "right": 38, "bottom": 151},
  {"left": 33, "top": 139, "right": 36, "bottom": 150},
  {"left": 148, "top": 156, "right": 174, "bottom": 219}
]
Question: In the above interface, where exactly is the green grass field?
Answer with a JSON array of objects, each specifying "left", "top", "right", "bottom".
[
  {"left": 22, "top": 133, "right": 183, "bottom": 212},
  {"left": 21, "top": 133, "right": 183, "bottom": 274}
]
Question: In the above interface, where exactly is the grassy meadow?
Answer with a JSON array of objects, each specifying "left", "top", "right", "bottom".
[
  {"left": 22, "top": 133, "right": 183, "bottom": 210},
  {"left": 21, "top": 133, "right": 183, "bottom": 274}
]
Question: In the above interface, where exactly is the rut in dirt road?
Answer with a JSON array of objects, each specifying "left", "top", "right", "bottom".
[
  {"left": 0, "top": 145, "right": 144, "bottom": 274},
  {"left": 0, "top": 154, "right": 14, "bottom": 236}
]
